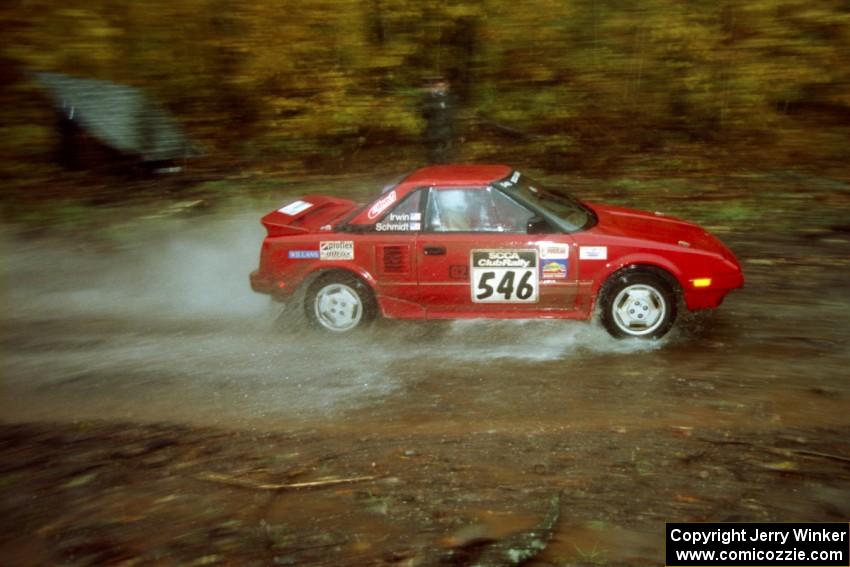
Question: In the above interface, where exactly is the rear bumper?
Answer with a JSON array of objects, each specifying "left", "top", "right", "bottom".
[
  {"left": 251, "top": 270, "right": 301, "bottom": 301},
  {"left": 250, "top": 270, "right": 275, "bottom": 295}
]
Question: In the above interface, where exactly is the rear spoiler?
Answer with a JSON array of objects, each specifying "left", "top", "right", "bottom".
[{"left": 261, "top": 195, "right": 358, "bottom": 237}]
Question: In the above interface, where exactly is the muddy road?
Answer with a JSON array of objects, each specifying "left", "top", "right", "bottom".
[{"left": 1, "top": 173, "right": 849, "bottom": 565}]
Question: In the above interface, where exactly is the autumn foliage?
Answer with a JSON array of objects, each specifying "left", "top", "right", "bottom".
[{"left": 2, "top": 0, "right": 849, "bottom": 175}]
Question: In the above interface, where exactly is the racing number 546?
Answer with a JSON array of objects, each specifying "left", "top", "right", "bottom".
[{"left": 475, "top": 269, "right": 535, "bottom": 301}]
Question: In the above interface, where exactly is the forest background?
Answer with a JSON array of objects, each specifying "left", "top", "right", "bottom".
[{"left": 1, "top": 0, "right": 849, "bottom": 187}]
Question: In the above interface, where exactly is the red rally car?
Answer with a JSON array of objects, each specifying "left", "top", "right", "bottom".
[{"left": 250, "top": 165, "right": 744, "bottom": 339}]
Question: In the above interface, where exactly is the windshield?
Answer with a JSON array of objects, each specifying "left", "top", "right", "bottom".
[{"left": 492, "top": 171, "right": 595, "bottom": 232}]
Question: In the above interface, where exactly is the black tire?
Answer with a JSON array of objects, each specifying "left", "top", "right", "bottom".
[
  {"left": 304, "top": 272, "right": 377, "bottom": 333},
  {"left": 598, "top": 269, "right": 678, "bottom": 339}
]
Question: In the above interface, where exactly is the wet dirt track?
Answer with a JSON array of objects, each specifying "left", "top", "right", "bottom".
[
  {"left": 3, "top": 209, "right": 849, "bottom": 432},
  {"left": 2, "top": 179, "right": 850, "bottom": 565}
]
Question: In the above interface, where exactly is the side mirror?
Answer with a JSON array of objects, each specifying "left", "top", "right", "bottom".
[{"left": 526, "top": 215, "right": 551, "bottom": 235}]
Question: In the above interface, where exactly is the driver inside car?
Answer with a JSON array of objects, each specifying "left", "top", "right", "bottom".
[{"left": 433, "top": 189, "right": 473, "bottom": 231}]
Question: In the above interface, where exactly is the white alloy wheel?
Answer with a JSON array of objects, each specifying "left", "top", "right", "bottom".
[
  {"left": 599, "top": 270, "right": 678, "bottom": 339},
  {"left": 312, "top": 282, "right": 364, "bottom": 332},
  {"left": 611, "top": 284, "right": 667, "bottom": 336}
]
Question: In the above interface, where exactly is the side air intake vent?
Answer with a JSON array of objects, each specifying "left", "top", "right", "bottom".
[{"left": 382, "top": 245, "right": 409, "bottom": 274}]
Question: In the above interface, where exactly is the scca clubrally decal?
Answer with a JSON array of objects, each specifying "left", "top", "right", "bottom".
[{"left": 470, "top": 249, "right": 539, "bottom": 303}]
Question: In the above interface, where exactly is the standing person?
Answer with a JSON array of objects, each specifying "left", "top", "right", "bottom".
[{"left": 420, "top": 77, "right": 456, "bottom": 164}]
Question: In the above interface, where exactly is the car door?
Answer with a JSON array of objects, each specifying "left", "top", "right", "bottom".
[
  {"left": 416, "top": 186, "right": 578, "bottom": 316},
  {"left": 360, "top": 188, "right": 425, "bottom": 312}
]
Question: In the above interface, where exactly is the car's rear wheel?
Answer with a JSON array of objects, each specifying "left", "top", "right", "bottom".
[
  {"left": 306, "top": 273, "right": 376, "bottom": 333},
  {"left": 599, "top": 269, "right": 677, "bottom": 339}
]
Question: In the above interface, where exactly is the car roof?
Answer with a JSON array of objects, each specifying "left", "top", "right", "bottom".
[
  {"left": 401, "top": 164, "right": 512, "bottom": 187},
  {"left": 345, "top": 164, "right": 515, "bottom": 225}
]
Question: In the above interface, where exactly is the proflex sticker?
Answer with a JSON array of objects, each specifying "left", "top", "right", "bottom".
[
  {"left": 470, "top": 249, "right": 539, "bottom": 303},
  {"left": 319, "top": 241, "right": 354, "bottom": 261},
  {"left": 278, "top": 200, "right": 313, "bottom": 216},
  {"left": 579, "top": 246, "right": 607, "bottom": 260}
]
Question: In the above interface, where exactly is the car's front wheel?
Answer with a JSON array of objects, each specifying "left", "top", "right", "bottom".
[
  {"left": 305, "top": 273, "right": 376, "bottom": 333},
  {"left": 599, "top": 269, "right": 677, "bottom": 339}
]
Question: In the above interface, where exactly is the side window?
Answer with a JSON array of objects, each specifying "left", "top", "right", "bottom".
[
  {"left": 374, "top": 190, "right": 423, "bottom": 232},
  {"left": 428, "top": 189, "right": 473, "bottom": 232},
  {"left": 489, "top": 189, "right": 537, "bottom": 232},
  {"left": 428, "top": 187, "right": 536, "bottom": 233}
]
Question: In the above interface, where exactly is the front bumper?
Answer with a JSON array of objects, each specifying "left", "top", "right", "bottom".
[{"left": 683, "top": 269, "right": 744, "bottom": 311}]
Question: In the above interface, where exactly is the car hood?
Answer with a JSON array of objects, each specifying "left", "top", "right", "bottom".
[{"left": 586, "top": 202, "right": 732, "bottom": 257}]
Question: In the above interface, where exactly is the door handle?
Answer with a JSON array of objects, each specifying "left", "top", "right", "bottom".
[{"left": 423, "top": 245, "right": 446, "bottom": 256}]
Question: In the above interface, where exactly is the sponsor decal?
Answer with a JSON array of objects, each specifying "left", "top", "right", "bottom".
[
  {"left": 319, "top": 241, "right": 354, "bottom": 260},
  {"left": 449, "top": 264, "right": 469, "bottom": 280},
  {"left": 539, "top": 243, "right": 569, "bottom": 278},
  {"left": 472, "top": 250, "right": 534, "bottom": 268},
  {"left": 367, "top": 190, "right": 398, "bottom": 220},
  {"left": 288, "top": 250, "right": 319, "bottom": 259},
  {"left": 497, "top": 171, "right": 521, "bottom": 189},
  {"left": 541, "top": 259, "right": 568, "bottom": 279},
  {"left": 579, "top": 246, "right": 607, "bottom": 260},
  {"left": 470, "top": 249, "right": 539, "bottom": 303},
  {"left": 278, "top": 200, "right": 313, "bottom": 216},
  {"left": 539, "top": 243, "right": 569, "bottom": 259}
]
